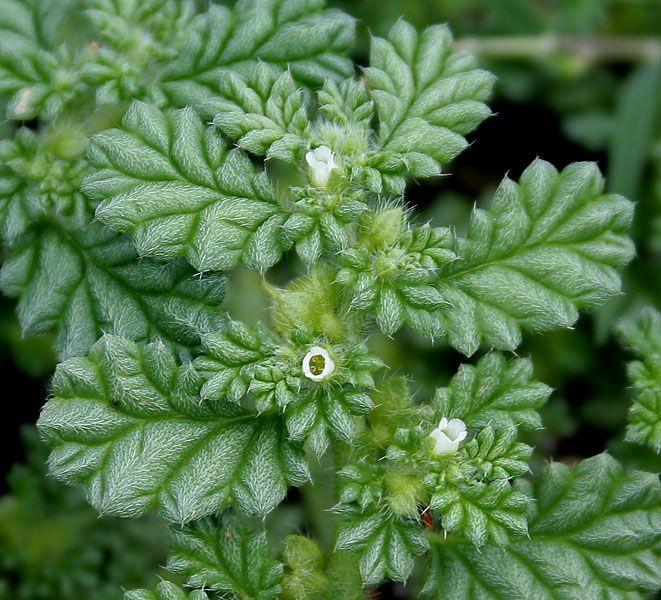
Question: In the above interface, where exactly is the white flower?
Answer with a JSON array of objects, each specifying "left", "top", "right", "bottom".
[
  {"left": 302, "top": 346, "right": 335, "bottom": 382},
  {"left": 428, "top": 417, "right": 467, "bottom": 455},
  {"left": 305, "top": 145, "right": 337, "bottom": 188}
]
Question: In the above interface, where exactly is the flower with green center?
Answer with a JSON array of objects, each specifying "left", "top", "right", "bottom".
[{"left": 302, "top": 346, "right": 335, "bottom": 381}]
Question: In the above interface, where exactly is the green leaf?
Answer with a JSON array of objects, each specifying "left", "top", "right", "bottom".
[
  {"left": 83, "top": 0, "right": 197, "bottom": 106},
  {"left": 86, "top": 0, "right": 196, "bottom": 50},
  {"left": 0, "top": 223, "right": 225, "bottom": 359},
  {"left": 318, "top": 79, "right": 374, "bottom": 131},
  {"left": 193, "top": 319, "right": 281, "bottom": 405},
  {"left": 212, "top": 65, "right": 309, "bottom": 160},
  {"left": 195, "top": 326, "right": 380, "bottom": 456},
  {"left": 37, "top": 335, "right": 308, "bottom": 521},
  {"left": 422, "top": 454, "right": 661, "bottom": 599},
  {"left": 336, "top": 510, "right": 429, "bottom": 585},
  {"left": 462, "top": 425, "right": 532, "bottom": 481},
  {"left": 432, "top": 352, "right": 552, "bottom": 430},
  {"left": 85, "top": 101, "right": 287, "bottom": 273},
  {"left": 160, "top": 0, "right": 356, "bottom": 119},
  {"left": 435, "top": 160, "right": 635, "bottom": 356},
  {"left": 365, "top": 20, "right": 494, "bottom": 185},
  {"left": 617, "top": 307, "right": 661, "bottom": 452},
  {"left": 429, "top": 478, "right": 529, "bottom": 547},
  {"left": 0, "top": 129, "right": 40, "bottom": 244},
  {"left": 0, "top": 126, "right": 94, "bottom": 237},
  {"left": 168, "top": 515, "right": 283, "bottom": 600},
  {"left": 0, "top": 0, "right": 81, "bottom": 120},
  {"left": 126, "top": 581, "right": 209, "bottom": 600},
  {"left": 608, "top": 64, "right": 661, "bottom": 199},
  {"left": 337, "top": 217, "right": 457, "bottom": 337}
]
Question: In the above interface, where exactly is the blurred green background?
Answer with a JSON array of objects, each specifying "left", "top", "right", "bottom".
[{"left": 1, "top": 1, "right": 660, "bottom": 598}]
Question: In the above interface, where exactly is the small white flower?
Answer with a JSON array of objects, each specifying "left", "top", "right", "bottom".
[
  {"left": 302, "top": 346, "right": 335, "bottom": 382},
  {"left": 305, "top": 145, "right": 337, "bottom": 188},
  {"left": 429, "top": 417, "right": 467, "bottom": 455}
]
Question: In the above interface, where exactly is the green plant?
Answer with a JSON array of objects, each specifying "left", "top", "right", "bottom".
[
  {"left": 1, "top": 1, "right": 659, "bottom": 598},
  {"left": 0, "top": 427, "right": 168, "bottom": 600}
]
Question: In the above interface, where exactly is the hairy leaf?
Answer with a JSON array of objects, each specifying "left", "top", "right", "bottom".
[
  {"left": 194, "top": 319, "right": 281, "bottom": 405},
  {"left": 168, "top": 515, "right": 283, "bottom": 600},
  {"left": 337, "top": 217, "right": 457, "bottom": 337},
  {"left": 38, "top": 336, "right": 309, "bottom": 521},
  {"left": 160, "top": 0, "right": 356, "bottom": 118},
  {"left": 422, "top": 454, "right": 661, "bottom": 599},
  {"left": 0, "top": 126, "right": 95, "bottom": 239},
  {"left": 432, "top": 352, "right": 552, "bottom": 430},
  {"left": 617, "top": 307, "right": 661, "bottom": 452},
  {"left": 212, "top": 65, "right": 309, "bottom": 160},
  {"left": 86, "top": 0, "right": 196, "bottom": 49},
  {"left": 0, "top": 0, "right": 81, "bottom": 120},
  {"left": 85, "top": 101, "right": 287, "bottom": 273},
  {"left": 336, "top": 510, "right": 428, "bottom": 585},
  {"left": 429, "top": 478, "right": 529, "bottom": 547},
  {"left": 0, "top": 224, "right": 225, "bottom": 359},
  {"left": 318, "top": 79, "right": 374, "bottom": 131},
  {"left": 436, "top": 160, "right": 635, "bottom": 355},
  {"left": 126, "top": 581, "right": 209, "bottom": 600},
  {"left": 83, "top": 0, "right": 197, "bottom": 106},
  {"left": 0, "top": 129, "right": 40, "bottom": 244},
  {"left": 365, "top": 20, "right": 494, "bottom": 187},
  {"left": 195, "top": 324, "right": 380, "bottom": 456}
]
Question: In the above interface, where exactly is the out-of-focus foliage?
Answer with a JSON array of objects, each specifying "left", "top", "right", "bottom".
[
  {"left": 617, "top": 308, "right": 661, "bottom": 452},
  {"left": 0, "top": 427, "right": 169, "bottom": 600}
]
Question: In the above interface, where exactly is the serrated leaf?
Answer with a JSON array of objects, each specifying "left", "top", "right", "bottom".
[
  {"left": 336, "top": 510, "right": 429, "bottom": 585},
  {"left": 422, "top": 454, "right": 661, "bottom": 599},
  {"left": 194, "top": 319, "right": 280, "bottom": 405},
  {"left": 85, "top": 101, "right": 287, "bottom": 273},
  {"left": 365, "top": 20, "right": 494, "bottom": 186},
  {"left": 195, "top": 327, "right": 379, "bottom": 456},
  {"left": 617, "top": 307, "right": 661, "bottom": 452},
  {"left": 0, "top": 0, "right": 81, "bottom": 120},
  {"left": 284, "top": 388, "right": 373, "bottom": 457},
  {"left": 435, "top": 160, "right": 635, "bottom": 356},
  {"left": 429, "top": 478, "right": 529, "bottom": 547},
  {"left": 81, "top": 0, "right": 197, "bottom": 106},
  {"left": 0, "top": 223, "right": 225, "bottom": 360},
  {"left": 464, "top": 425, "right": 532, "bottom": 481},
  {"left": 318, "top": 79, "right": 374, "bottom": 130},
  {"left": 37, "top": 335, "right": 307, "bottom": 521},
  {"left": 168, "top": 515, "right": 283, "bottom": 600},
  {"left": 0, "top": 125, "right": 95, "bottom": 239},
  {"left": 86, "top": 0, "right": 196, "bottom": 50},
  {"left": 212, "top": 65, "right": 309, "bottom": 159},
  {"left": 339, "top": 222, "right": 456, "bottom": 337},
  {"left": 126, "top": 580, "right": 209, "bottom": 600},
  {"left": 0, "top": 158, "right": 37, "bottom": 245},
  {"left": 433, "top": 352, "right": 552, "bottom": 430},
  {"left": 160, "top": 0, "right": 356, "bottom": 119}
]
